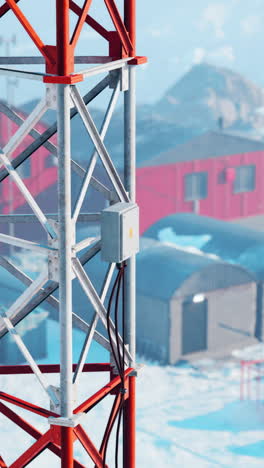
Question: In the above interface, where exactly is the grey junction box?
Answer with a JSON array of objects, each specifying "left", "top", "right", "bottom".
[{"left": 101, "top": 202, "right": 139, "bottom": 263}]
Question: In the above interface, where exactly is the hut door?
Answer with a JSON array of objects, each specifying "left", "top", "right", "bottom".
[{"left": 182, "top": 299, "right": 208, "bottom": 355}]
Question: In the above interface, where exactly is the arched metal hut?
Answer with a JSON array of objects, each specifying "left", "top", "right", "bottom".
[
  {"left": 136, "top": 243, "right": 256, "bottom": 364},
  {"left": 144, "top": 213, "right": 264, "bottom": 341}
]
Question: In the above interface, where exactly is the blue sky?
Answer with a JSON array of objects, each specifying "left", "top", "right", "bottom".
[{"left": 1, "top": 0, "right": 264, "bottom": 106}]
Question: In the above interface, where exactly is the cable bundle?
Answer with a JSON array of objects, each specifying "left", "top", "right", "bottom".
[{"left": 103, "top": 262, "right": 126, "bottom": 468}]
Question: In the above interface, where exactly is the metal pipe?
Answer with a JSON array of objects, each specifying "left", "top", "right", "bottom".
[
  {"left": 124, "top": 0, "right": 136, "bottom": 55},
  {"left": 124, "top": 66, "right": 136, "bottom": 364},
  {"left": 61, "top": 427, "right": 74, "bottom": 467},
  {"left": 57, "top": 84, "right": 73, "bottom": 430},
  {"left": 123, "top": 375, "right": 136, "bottom": 468},
  {"left": 123, "top": 65, "right": 137, "bottom": 468},
  {"left": 72, "top": 78, "right": 120, "bottom": 222},
  {"left": 56, "top": 0, "right": 72, "bottom": 75}
]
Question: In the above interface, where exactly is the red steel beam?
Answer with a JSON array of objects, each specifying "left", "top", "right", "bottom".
[
  {"left": 0, "top": 456, "right": 7, "bottom": 468},
  {"left": 99, "top": 393, "right": 122, "bottom": 461},
  {"left": 104, "top": 0, "right": 133, "bottom": 54},
  {"left": 74, "top": 368, "right": 133, "bottom": 414},
  {"left": 0, "top": 401, "right": 50, "bottom": 440},
  {"left": 124, "top": 0, "right": 136, "bottom": 54},
  {"left": 0, "top": 402, "right": 85, "bottom": 468},
  {"left": 0, "top": 391, "right": 58, "bottom": 418},
  {"left": 70, "top": 1, "right": 110, "bottom": 41},
  {"left": 10, "top": 428, "right": 53, "bottom": 468},
  {"left": 123, "top": 376, "right": 136, "bottom": 468},
  {"left": 0, "top": 0, "right": 20, "bottom": 19},
  {"left": 56, "top": 0, "right": 72, "bottom": 75},
  {"left": 0, "top": 363, "right": 111, "bottom": 374},
  {"left": 70, "top": 0, "right": 93, "bottom": 48},
  {"left": 61, "top": 427, "right": 74, "bottom": 468},
  {"left": 74, "top": 425, "right": 106, "bottom": 468},
  {"left": 4, "top": 0, "right": 53, "bottom": 63}
]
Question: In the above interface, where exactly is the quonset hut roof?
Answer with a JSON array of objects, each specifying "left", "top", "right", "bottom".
[
  {"left": 143, "top": 213, "right": 264, "bottom": 280},
  {"left": 137, "top": 243, "right": 254, "bottom": 301},
  {"left": 145, "top": 131, "right": 264, "bottom": 166}
]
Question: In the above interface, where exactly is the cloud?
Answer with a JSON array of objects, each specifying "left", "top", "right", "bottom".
[
  {"left": 210, "top": 45, "right": 235, "bottom": 62},
  {"left": 147, "top": 26, "right": 174, "bottom": 39},
  {"left": 199, "top": 3, "right": 230, "bottom": 39},
  {"left": 193, "top": 46, "right": 235, "bottom": 64},
  {"left": 193, "top": 48, "right": 206, "bottom": 64},
  {"left": 241, "top": 15, "right": 261, "bottom": 35}
]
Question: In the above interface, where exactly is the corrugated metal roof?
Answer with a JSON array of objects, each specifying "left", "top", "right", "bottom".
[
  {"left": 144, "top": 213, "right": 264, "bottom": 280},
  {"left": 137, "top": 243, "right": 253, "bottom": 301},
  {"left": 145, "top": 131, "right": 264, "bottom": 167}
]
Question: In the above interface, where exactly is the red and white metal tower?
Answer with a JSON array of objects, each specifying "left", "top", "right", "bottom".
[{"left": 0, "top": 1, "right": 146, "bottom": 466}]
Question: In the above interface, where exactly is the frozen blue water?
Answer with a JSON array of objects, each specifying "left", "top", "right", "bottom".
[{"left": 169, "top": 401, "right": 264, "bottom": 433}]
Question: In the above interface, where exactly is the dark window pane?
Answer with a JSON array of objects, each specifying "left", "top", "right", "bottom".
[
  {"left": 234, "top": 165, "right": 255, "bottom": 193},
  {"left": 184, "top": 172, "right": 208, "bottom": 201}
]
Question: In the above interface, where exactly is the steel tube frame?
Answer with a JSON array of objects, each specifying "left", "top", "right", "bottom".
[
  {"left": 123, "top": 1, "right": 136, "bottom": 465},
  {"left": 0, "top": 0, "right": 143, "bottom": 465},
  {"left": 57, "top": 82, "right": 74, "bottom": 449}
]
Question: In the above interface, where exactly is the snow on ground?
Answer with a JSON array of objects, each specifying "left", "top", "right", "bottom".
[{"left": 1, "top": 323, "right": 264, "bottom": 467}]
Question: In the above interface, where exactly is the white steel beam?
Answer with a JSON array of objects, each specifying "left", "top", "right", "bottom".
[
  {"left": 72, "top": 257, "right": 131, "bottom": 363},
  {"left": 0, "top": 213, "right": 100, "bottom": 223},
  {"left": 0, "top": 101, "right": 57, "bottom": 156},
  {"left": 70, "top": 86, "right": 130, "bottom": 203},
  {"left": 72, "top": 77, "right": 120, "bottom": 222},
  {"left": 0, "top": 311, "right": 59, "bottom": 406},
  {"left": 0, "top": 232, "right": 55, "bottom": 252},
  {"left": 80, "top": 58, "right": 132, "bottom": 78},
  {"left": 73, "top": 263, "right": 115, "bottom": 384},
  {"left": 0, "top": 67, "right": 45, "bottom": 81},
  {"left": 57, "top": 83, "right": 74, "bottom": 419},
  {"left": 0, "top": 151, "right": 57, "bottom": 239},
  {"left": 3, "top": 97, "right": 47, "bottom": 157}
]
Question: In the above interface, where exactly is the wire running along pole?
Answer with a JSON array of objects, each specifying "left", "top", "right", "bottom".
[{"left": 0, "top": 0, "right": 144, "bottom": 464}]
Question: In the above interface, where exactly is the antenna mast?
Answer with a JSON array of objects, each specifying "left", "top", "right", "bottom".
[{"left": 0, "top": 0, "right": 146, "bottom": 466}]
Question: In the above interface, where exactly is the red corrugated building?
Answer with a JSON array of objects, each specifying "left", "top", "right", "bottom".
[
  {"left": 2, "top": 112, "right": 264, "bottom": 238},
  {"left": 137, "top": 131, "right": 264, "bottom": 233},
  {"left": 0, "top": 108, "right": 57, "bottom": 215}
]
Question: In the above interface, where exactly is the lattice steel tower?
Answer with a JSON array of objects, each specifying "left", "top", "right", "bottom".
[{"left": 0, "top": 1, "right": 146, "bottom": 466}]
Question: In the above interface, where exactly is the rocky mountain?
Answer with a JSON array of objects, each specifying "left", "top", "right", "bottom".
[
  {"left": 20, "top": 63, "right": 264, "bottom": 168},
  {"left": 155, "top": 63, "right": 264, "bottom": 133}
]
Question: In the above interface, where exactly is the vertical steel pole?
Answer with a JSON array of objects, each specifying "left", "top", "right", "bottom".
[
  {"left": 56, "top": 2, "right": 74, "bottom": 465},
  {"left": 56, "top": 0, "right": 72, "bottom": 75},
  {"left": 124, "top": 0, "right": 137, "bottom": 459},
  {"left": 57, "top": 83, "right": 74, "bottom": 467},
  {"left": 123, "top": 2, "right": 136, "bottom": 465},
  {"left": 124, "top": 66, "right": 136, "bottom": 363}
]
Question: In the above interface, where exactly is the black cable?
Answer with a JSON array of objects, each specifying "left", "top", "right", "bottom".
[
  {"left": 114, "top": 263, "right": 127, "bottom": 468},
  {"left": 103, "top": 393, "right": 121, "bottom": 468},
  {"left": 106, "top": 268, "right": 122, "bottom": 375},
  {"left": 114, "top": 265, "right": 124, "bottom": 384},
  {"left": 103, "top": 265, "right": 124, "bottom": 468}
]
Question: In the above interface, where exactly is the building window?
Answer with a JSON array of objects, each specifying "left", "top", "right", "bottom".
[
  {"left": 234, "top": 165, "right": 256, "bottom": 193},
  {"left": 184, "top": 172, "right": 208, "bottom": 201}
]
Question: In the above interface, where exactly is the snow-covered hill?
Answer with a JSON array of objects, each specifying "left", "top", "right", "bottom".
[{"left": 155, "top": 63, "right": 264, "bottom": 133}]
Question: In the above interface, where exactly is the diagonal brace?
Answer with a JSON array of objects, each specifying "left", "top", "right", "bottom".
[{"left": 70, "top": 85, "right": 129, "bottom": 203}]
